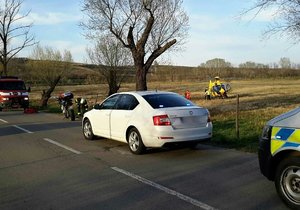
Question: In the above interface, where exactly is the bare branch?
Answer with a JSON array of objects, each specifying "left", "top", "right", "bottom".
[
  {"left": 0, "top": 0, "right": 36, "bottom": 75},
  {"left": 243, "top": 0, "right": 300, "bottom": 43},
  {"left": 81, "top": 0, "right": 189, "bottom": 90}
]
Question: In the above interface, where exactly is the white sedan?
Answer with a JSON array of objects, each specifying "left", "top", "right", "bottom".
[{"left": 82, "top": 91, "right": 212, "bottom": 154}]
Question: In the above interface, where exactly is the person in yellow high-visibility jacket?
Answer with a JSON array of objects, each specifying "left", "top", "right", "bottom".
[{"left": 213, "top": 76, "right": 222, "bottom": 94}]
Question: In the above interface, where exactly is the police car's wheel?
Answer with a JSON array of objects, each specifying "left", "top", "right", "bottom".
[{"left": 275, "top": 156, "right": 300, "bottom": 209}]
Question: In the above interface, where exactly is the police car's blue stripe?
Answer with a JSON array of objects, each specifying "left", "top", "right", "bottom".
[
  {"left": 275, "top": 128, "right": 295, "bottom": 141},
  {"left": 283, "top": 142, "right": 299, "bottom": 148}
]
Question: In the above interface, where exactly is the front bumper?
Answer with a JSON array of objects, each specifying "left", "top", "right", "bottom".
[
  {"left": 258, "top": 137, "right": 274, "bottom": 181},
  {"left": 0, "top": 97, "right": 29, "bottom": 109}
]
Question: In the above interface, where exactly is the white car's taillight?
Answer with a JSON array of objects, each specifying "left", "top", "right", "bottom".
[
  {"left": 207, "top": 114, "right": 211, "bottom": 123},
  {"left": 153, "top": 115, "right": 171, "bottom": 126}
]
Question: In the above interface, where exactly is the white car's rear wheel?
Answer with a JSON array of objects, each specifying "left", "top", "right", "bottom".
[{"left": 128, "top": 128, "right": 145, "bottom": 155}]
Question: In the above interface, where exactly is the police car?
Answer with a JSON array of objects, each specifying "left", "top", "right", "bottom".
[{"left": 259, "top": 107, "right": 300, "bottom": 209}]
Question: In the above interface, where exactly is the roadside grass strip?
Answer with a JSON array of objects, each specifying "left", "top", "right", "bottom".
[
  {"left": 43, "top": 138, "right": 82, "bottom": 155},
  {"left": 111, "top": 167, "right": 217, "bottom": 210}
]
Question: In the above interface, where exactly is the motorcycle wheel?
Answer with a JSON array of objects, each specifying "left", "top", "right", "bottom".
[
  {"left": 63, "top": 107, "right": 69, "bottom": 118},
  {"left": 69, "top": 109, "right": 75, "bottom": 121}
]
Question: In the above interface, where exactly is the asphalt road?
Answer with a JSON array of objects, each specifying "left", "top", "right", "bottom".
[{"left": 0, "top": 111, "right": 288, "bottom": 210}]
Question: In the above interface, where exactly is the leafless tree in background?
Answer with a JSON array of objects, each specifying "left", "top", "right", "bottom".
[
  {"left": 28, "top": 45, "right": 73, "bottom": 107},
  {"left": 82, "top": 0, "right": 189, "bottom": 91},
  {"left": 244, "top": 0, "right": 300, "bottom": 43},
  {"left": 0, "top": 0, "right": 36, "bottom": 76},
  {"left": 87, "top": 35, "right": 132, "bottom": 96}
]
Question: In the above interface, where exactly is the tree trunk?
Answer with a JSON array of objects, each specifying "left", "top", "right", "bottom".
[
  {"left": 108, "top": 83, "right": 120, "bottom": 96},
  {"left": 1, "top": 55, "right": 8, "bottom": 76},
  {"left": 3, "top": 62, "right": 7, "bottom": 76},
  {"left": 40, "top": 88, "right": 53, "bottom": 108},
  {"left": 40, "top": 76, "right": 61, "bottom": 107},
  {"left": 107, "top": 70, "right": 120, "bottom": 96},
  {"left": 136, "top": 65, "right": 147, "bottom": 91}
]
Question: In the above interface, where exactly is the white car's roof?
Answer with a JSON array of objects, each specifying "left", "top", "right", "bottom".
[{"left": 119, "top": 91, "right": 176, "bottom": 96}]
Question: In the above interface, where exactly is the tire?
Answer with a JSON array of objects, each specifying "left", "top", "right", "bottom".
[
  {"left": 275, "top": 156, "right": 300, "bottom": 209},
  {"left": 69, "top": 109, "right": 75, "bottom": 121},
  {"left": 83, "top": 119, "right": 95, "bottom": 140},
  {"left": 127, "top": 128, "right": 145, "bottom": 155},
  {"left": 63, "top": 107, "right": 69, "bottom": 118}
]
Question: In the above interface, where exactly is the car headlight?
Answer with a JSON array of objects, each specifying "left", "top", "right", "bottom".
[
  {"left": 261, "top": 125, "right": 272, "bottom": 140},
  {"left": 2, "top": 97, "right": 9, "bottom": 101},
  {"left": 24, "top": 97, "right": 29, "bottom": 100}
]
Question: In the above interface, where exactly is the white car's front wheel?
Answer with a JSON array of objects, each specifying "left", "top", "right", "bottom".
[
  {"left": 83, "top": 119, "right": 95, "bottom": 140},
  {"left": 128, "top": 128, "right": 145, "bottom": 155}
]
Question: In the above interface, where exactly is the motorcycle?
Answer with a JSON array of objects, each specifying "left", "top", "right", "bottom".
[
  {"left": 204, "top": 78, "right": 231, "bottom": 100},
  {"left": 58, "top": 91, "right": 75, "bottom": 121},
  {"left": 75, "top": 97, "right": 88, "bottom": 118}
]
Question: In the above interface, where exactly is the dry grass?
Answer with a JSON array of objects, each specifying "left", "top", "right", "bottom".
[
  {"left": 30, "top": 78, "right": 300, "bottom": 125},
  {"left": 29, "top": 79, "right": 300, "bottom": 152}
]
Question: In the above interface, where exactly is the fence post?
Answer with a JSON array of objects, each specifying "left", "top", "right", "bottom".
[{"left": 236, "top": 94, "right": 240, "bottom": 140}]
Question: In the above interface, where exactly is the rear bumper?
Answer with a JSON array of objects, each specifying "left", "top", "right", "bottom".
[
  {"left": 162, "top": 138, "right": 211, "bottom": 147},
  {"left": 258, "top": 137, "right": 274, "bottom": 181},
  {"left": 142, "top": 123, "right": 213, "bottom": 147}
]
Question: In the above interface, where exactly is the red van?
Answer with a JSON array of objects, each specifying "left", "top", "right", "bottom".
[{"left": 0, "top": 76, "right": 30, "bottom": 111}]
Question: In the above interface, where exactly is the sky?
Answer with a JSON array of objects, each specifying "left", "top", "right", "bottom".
[{"left": 16, "top": 0, "right": 300, "bottom": 67}]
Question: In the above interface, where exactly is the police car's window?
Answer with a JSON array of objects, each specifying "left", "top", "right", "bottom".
[
  {"left": 115, "top": 94, "right": 139, "bottom": 110},
  {"left": 143, "top": 94, "right": 194, "bottom": 109}
]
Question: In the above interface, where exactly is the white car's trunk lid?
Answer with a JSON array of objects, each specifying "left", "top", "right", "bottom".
[{"left": 164, "top": 107, "right": 208, "bottom": 129}]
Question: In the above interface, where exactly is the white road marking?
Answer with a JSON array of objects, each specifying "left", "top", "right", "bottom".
[
  {"left": 0, "top": 119, "right": 8, "bottom": 123},
  {"left": 111, "top": 167, "right": 217, "bottom": 210},
  {"left": 12, "top": 125, "right": 33, "bottom": 134},
  {"left": 43, "top": 138, "right": 82, "bottom": 155}
]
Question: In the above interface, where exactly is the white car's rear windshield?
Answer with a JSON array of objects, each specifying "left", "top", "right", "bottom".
[{"left": 142, "top": 94, "right": 194, "bottom": 109}]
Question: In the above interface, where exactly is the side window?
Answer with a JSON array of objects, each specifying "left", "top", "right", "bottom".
[
  {"left": 115, "top": 94, "right": 139, "bottom": 110},
  {"left": 100, "top": 95, "right": 120, "bottom": 110}
]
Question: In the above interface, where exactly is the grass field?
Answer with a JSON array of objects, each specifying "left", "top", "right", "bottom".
[{"left": 29, "top": 78, "right": 300, "bottom": 152}]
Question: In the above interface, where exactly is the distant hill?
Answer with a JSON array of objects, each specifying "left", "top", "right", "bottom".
[{"left": 5, "top": 57, "right": 300, "bottom": 85}]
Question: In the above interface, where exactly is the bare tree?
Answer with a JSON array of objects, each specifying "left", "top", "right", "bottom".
[
  {"left": 244, "top": 0, "right": 300, "bottom": 43},
  {"left": 279, "top": 57, "right": 292, "bottom": 69},
  {"left": 0, "top": 0, "right": 36, "bottom": 76},
  {"left": 27, "top": 45, "right": 73, "bottom": 107},
  {"left": 202, "top": 58, "right": 232, "bottom": 69},
  {"left": 87, "top": 35, "right": 132, "bottom": 96},
  {"left": 81, "top": 0, "right": 189, "bottom": 91}
]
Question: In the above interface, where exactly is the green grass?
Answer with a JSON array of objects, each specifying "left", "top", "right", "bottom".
[
  {"left": 211, "top": 108, "right": 292, "bottom": 152},
  {"left": 29, "top": 99, "right": 61, "bottom": 113}
]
